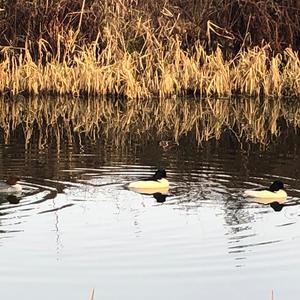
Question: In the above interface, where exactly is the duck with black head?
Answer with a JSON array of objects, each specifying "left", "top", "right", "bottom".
[
  {"left": 128, "top": 169, "right": 169, "bottom": 189},
  {"left": 244, "top": 180, "right": 287, "bottom": 200},
  {"left": 0, "top": 176, "right": 22, "bottom": 193}
]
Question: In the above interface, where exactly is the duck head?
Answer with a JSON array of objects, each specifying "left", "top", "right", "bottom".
[
  {"left": 269, "top": 180, "right": 284, "bottom": 192},
  {"left": 153, "top": 169, "right": 167, "bottom": 180},
  {"left": 6, "top": 176, "right": 20, "bottom": 186}
]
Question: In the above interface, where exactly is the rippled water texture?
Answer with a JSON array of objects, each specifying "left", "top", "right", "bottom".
[{"left": 0, "top": 97, "right": 300, "bottom": 300}]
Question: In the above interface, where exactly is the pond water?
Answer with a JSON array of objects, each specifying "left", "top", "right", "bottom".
[{"left": 0, "top": 97, "right": 300, "bottom": 300}]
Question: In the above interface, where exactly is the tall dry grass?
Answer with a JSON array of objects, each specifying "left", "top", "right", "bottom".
[
  {"left": 0, "top": 96, "right": 299, "bottom": 149},
  {"left": 1, "top": 0, "right": 299, "bottom": 53},
  {"left": 0, "top": 0, "right": 299, "bottom": 98},
  {"left": 0, "top": 41, "right": 300, "bottom": 98}
]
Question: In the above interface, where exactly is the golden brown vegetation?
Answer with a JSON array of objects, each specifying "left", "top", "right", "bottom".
[
  {"left": 0, "top": 96, "right": 299, "bottom": 149},
  {"left": 1, "top": 42, "right": 300, "bottom": 98},
  {"left": 0, "top": 0, "right": 299, "bottom": 98},
  {"left": 1, "top": 0, "right": 299, "bottom": 54}
]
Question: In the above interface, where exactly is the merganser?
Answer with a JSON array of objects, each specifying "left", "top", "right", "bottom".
[
  {"left": 0, "top": 176, "right": 22, "bottom": 193},
  {"left": 128, "top": 169, "right": 169, "bottom": 189},
  {"left": 244, "top": 180, "right": 287, "bottom": 199}
]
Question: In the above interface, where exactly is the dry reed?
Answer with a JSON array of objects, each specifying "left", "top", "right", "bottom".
[
  {"left": 0, "top": 1, "right": 299, "bottom": 98},
  {"left": 89, "top": 289, "right": 95, "bottom": 300},
  {"left": 1, "top": 1, "right": 299, "bottom": 53},
  {"left": 1, "top": 42, "right": 300, "bottom": 98}
]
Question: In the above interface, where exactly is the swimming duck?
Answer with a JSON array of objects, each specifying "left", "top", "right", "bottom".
[
  {"left": 244, "top": 180, "right": 287, "bottom": 199},
  {"left": 0, "top": 176, "right": 22, "bottom": 193},
  {"left": 128, "top": 169, "right": 169, "bottom": 189}
]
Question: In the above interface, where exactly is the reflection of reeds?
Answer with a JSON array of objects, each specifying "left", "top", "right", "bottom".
[
  {"left": 89, "top": 289, "right": 95, "bottom": 300},
  {"left": 1, "top": 41, "right": 299, "bottom": 98},
  {"left": 0, "top": 97, "right": 299, "bottom": 149}
]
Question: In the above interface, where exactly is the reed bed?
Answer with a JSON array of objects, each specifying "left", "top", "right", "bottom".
[
  {"left": 1, "top": 0, "right": 299, "bottom": 53},
  {"left": 1, "top": 42, "right": 300, "bottom": 98},
  {"left": 0, "top": 96, "right": 299, "bottom": 149},
  {"left": 0, "top": 0, "right": 299, "bottom": 98}
]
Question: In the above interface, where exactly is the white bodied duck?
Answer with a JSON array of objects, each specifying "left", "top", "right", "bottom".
[
  {"left": 244, "top": 180, "right": 287, "bottom": 200},
  {"left": 0, "top": 176, "right": 22, "bottom": 193},
  {"left": 128, "top": 169, "right": 169, "bottom": 190}
]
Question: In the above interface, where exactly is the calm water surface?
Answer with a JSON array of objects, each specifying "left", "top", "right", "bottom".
[{"left": 0, "top": 99, "right": 300, "bottom": 300}]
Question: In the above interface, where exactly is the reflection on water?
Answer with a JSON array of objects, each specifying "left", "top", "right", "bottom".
[
  {"left": 0, "top": 96, "right": 300, "bottom": 149},
  {"left": 0, "top": 97, "right": 299, "bottom": 299},
  {"left": 0, "top": 194, "right": 21, "bottom": 205}
]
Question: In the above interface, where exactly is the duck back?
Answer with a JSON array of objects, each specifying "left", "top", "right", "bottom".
[
  {"left": 244, "top": 189, "right": 287, "bottom": 199},
  {"left": 128, "top": 178, "right": 169, "bottom": 189}
]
